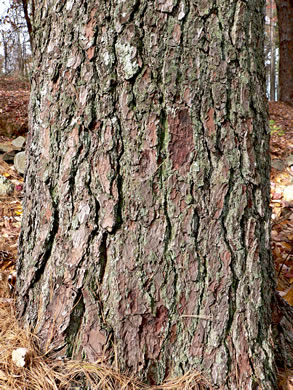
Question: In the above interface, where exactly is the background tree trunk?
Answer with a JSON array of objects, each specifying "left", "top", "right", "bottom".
[
  {"left": 21, "top": 0, "right": 34, "bottom": 50},
  {"left": 276, "top": 0, "right": 293, "bottom": 105},
  {"left": 270, "top": 0, "right": 276, "bottom": 100},
  {"left": 1, "top": 31, "right": 9, "bottom": 74},
  {"left": 16, "top": 1, "right": 277, "bottom": 388}
]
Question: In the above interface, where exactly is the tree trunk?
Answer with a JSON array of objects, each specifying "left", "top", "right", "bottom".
[
  {"left": 276, "top": 0, "right": 293, "bottom": 105},
  {"left": 1, "top": 31, "right": 8, "bottom": 74},
  {"left": 14, "top": 8, "right": 25, "bottom": 77},
  {"left": 16, "top": 1, "right": 277, "bottom": 388},
  {"left": 21, "top": 0, "right": 34, "bottom": 50},
  {"left": 270, "top": 0, "right": 276, "bottom": 100}
]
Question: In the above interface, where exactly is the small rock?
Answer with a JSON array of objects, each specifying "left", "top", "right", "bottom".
[
  {"left": 14, "top": 151, "right": 26, "bottom": 175},
  {"left": 283, "top": 185, "right": 293, "bottom": 202},
  {"left": 2, "top": 150, "right": 16, "bottom": 163},
  {"left": 12, "top": 348, "right": 31, "bottom": 368},
  {"left": 0, "top": 142, "right": 13, "bottom": 153},
  {"left": 0, "top": 175, "right": 14, "bottom": 196},
  {"left": 286, "top": 155, "right": 293, "bottom": 167},
  {"left": 271, "top": 159, "right": 285, "bottom": 171},
  {"left": 12, "top": 136, "right": 26, "bottom": 149}
]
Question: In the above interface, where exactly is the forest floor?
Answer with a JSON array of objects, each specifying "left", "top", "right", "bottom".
[
  {"left": 0, "top": 76, "right": 292, "bottom": 389},
  {"left": 269, "top": 101, "right": 293, "bottom": 304}
]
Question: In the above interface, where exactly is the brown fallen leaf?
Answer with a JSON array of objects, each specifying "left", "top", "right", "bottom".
[{"left": 283, "top": 287, "right": 293, "bottom": 306}]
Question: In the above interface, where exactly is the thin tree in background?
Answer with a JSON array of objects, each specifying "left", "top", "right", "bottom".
[
  {"left": 1, "top": 30, "right": 9, "bottom": 74},
  {"left": 275, "top": 0, "right": 293, "bottom": 105},
  {"left": 270, "top": 0, "right": 277, "bottom": 100},
  {"left": 20, "top": 0, "right": 34, "bottom": 49},
  {"left": 0, "top": 0, "right": 32, "bottom": 76}
]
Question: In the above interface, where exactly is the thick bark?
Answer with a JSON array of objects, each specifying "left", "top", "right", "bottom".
[
  {"left": 276, "top": 0, "right": 293, "bottom": 105},
  {"left": 16, "top": 1, "right": 277, "bottom": 389}
]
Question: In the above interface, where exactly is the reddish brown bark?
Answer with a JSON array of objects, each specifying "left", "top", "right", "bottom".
[
  {"left": 276, "top": 0, "right": 293, "bottom": 105},
  {"left": 16, "top": 1, "right": 277, "bottom": 389}
]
